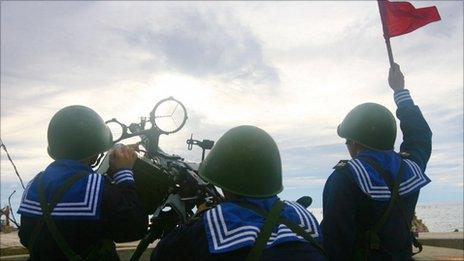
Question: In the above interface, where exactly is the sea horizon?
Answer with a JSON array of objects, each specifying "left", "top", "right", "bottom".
[{"left": 1, "top": 180, "right": 462, "bottom": 233}]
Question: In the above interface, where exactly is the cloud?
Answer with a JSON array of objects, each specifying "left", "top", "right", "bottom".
[
  {"left": 1, "top": 1, "right": 462, "bottom": 206},
  {"left": 1, "top": 2, "right": 279, "bottom": 90},
  {"left": 283, "top": 176, "right": 326, "bottom": 189},
  {"left": 119, "top": 7, "right": 279, "bottom": 86}
]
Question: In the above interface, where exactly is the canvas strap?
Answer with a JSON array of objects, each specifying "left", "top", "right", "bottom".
[
  {"left": 235, "top": 200, "right": 326, "bottom": 261},
  {"left": 359, "top": 157, "right": 422, "bottom": 256},
  {"left": 28, "top": 171, "right": 88, "bottom": 261}
]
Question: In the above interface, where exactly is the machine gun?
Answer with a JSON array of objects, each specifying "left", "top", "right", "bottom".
[{"left": 96, "top": 97, "right": 222, "bottom": 260}]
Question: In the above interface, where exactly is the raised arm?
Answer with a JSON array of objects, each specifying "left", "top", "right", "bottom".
[{"left": 389, "top": 63, "right": 432, "bottom": 170}]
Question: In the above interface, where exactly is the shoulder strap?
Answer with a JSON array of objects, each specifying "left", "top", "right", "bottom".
[
  {"left": 235, "top": 201, "right": 326, "bottom": 260},
  {"left": 358, "top": 158, "right": 422, "bottom": 255},
  {"left": 28, "top": 171, "right": 88, "bottom": 261},
  {"left": 360, "top": 158, "right": 403, "bottom": 233},
  {"left": 246, "top": 200, "right": 284, "bottom": 261},
  {"left": 364, "top": 158, "right": 423, "bottom": 255}
]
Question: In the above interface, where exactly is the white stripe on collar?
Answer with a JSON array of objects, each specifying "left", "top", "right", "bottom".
[
  {"left": 347, "top": 159, "right": 429, "bottom": 199},
  {"left": 18, "top": 173, "right": 103, "bottom": 217},
  {"left": 205, "top": 201, "right": 319, "bottom": 252}
]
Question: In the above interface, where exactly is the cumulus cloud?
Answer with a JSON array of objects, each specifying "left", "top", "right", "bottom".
[{"left": 121, "top": 8, "right": 280, "bottom": 85}]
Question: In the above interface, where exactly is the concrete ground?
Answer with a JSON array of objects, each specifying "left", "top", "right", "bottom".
[
  {"left": 413, "top": 246, "right": 464, "bottom": 261},
  {"left": 2, "top": 245, "right": 463, "bottom": 261},
  {"left": 418, "top": 232, "right": 464, "bottom": 250},
  {"left": 1, "top": 231, "right": 463, "bottom": 260}
]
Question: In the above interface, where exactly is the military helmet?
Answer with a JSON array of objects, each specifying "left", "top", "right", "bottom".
[
  {"left": 47, "top": 105, "right": 113, "bottom": 160},
  {"left": 337, "top": 103, "right": 397, "bottom": 150},
  {"left": 199, "top": 125, "right": 283, "bottom": 198}
]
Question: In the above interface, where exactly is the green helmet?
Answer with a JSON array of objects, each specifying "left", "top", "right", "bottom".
[
  {"left": 337, "top": 103, "right": 397, "bottom": 150},
  {"left": 199, "top": 125, "right": 283, "bottom": 198},
  {"left": 47, "top": 105, "right": 113, "bottom": 160}
]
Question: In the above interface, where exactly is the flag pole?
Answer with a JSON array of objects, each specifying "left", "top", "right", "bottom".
[
  {"left": 384, "top": 38, "right": 395, "bottom": 67},
  {"left": 377, "top": 0, "right": 395, "bottom": 67}
]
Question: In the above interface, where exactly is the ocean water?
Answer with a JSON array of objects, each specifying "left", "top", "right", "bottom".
[
  {"left": 309, "top": 202, "right": 464, "bottom": 232},
  {"left": 414, "top": 202, "right": 464, "bottom": 232}
]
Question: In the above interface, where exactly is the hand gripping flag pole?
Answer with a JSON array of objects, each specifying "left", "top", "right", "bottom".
[{"left": 377, "top": 0, "right": 441, "bottom": 67}]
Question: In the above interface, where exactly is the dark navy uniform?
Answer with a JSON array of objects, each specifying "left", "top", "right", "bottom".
[
  {"left": 18, "top": 159, "right": 148, "bottom": 260},
  {"left": 322, "top": 89, "right": 432, "bottom": 260},
  {"left": 151, "top": 196, "right": 325, "bottom": 260}
]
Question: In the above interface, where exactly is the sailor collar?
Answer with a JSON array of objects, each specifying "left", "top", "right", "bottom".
[
  {"left": 203, "top": 197, "right": 321, "bottom": 254},
  {"left": 340, "top": 155, "right": 430, "bottom": 201},
  {"left": 18, "top": 160, "right": 104, "bottom": 219}
]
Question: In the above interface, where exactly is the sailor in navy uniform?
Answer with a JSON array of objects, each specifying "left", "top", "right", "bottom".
[
  {"left": 322, "top": 64, "right": 432, "bottom": 260},
  {"left": 151, "top": 126, "right": 325, "bottom": 260},
  {"left": 18, "top": 106, "right": 147, "bottom": 260}
]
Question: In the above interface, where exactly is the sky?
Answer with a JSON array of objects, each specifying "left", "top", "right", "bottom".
[{"left": 1, "top": 1, "right": 463, "bottom": 210}]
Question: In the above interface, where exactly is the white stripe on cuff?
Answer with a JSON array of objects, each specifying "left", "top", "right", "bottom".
[
  {"left": 113, "top": 170, "right": 134, "bottom": 184},
  {"left": 394, "top": 90, "right": 413, "bottom": 105},
  {"left": 114, "top": 174, "right": 134, "bottom": 183},
  {"left": 115, "top": 177, "right": 135, "bottom": 184},
  {"left": 394, "top": 89, "right": 410, "bottom": 98}
]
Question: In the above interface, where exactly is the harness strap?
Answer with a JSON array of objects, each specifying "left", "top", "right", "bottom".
[
  {"left": 28, "top": 171, "right": 88, "bottom": 260},
  {"left": 235, "top": 201, "right": 326, "bottom": 260},
  {"left": 360, "top": 158, "right": 422, "bottom": 256},
  {"left": 396, "top": 198, "right": 423, "bottom": 255},
  {"left": 278, "top": 218, "right": 326, "bottom": 256},
  {"left": 362, "top": 158, "right": 404, "bottom": 234},
  {"left": 245, "top": 200, "right": 284, "bottom": 261}
]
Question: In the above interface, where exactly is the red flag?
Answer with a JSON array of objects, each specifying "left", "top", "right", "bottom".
[{"left": 378, "top": 0, "right": 441, "bottom": 38}]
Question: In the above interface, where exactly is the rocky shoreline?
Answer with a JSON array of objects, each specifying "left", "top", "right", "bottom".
[{"left": 412, "top": 213, "right": 429, "bottom": 233}]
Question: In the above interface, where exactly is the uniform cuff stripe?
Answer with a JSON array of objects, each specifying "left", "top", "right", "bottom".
[
  {"left": 113, "top": 170, "right": 134, "bottom": 184},
  {"left": 115, "top": 177, "right": 135, "bottom": 184},
  {"left": 114, "top": 174, "right": 133, "bottom": 182},
  {"left": 394, "top": 89, "right": 413, "bottom": 106}
]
